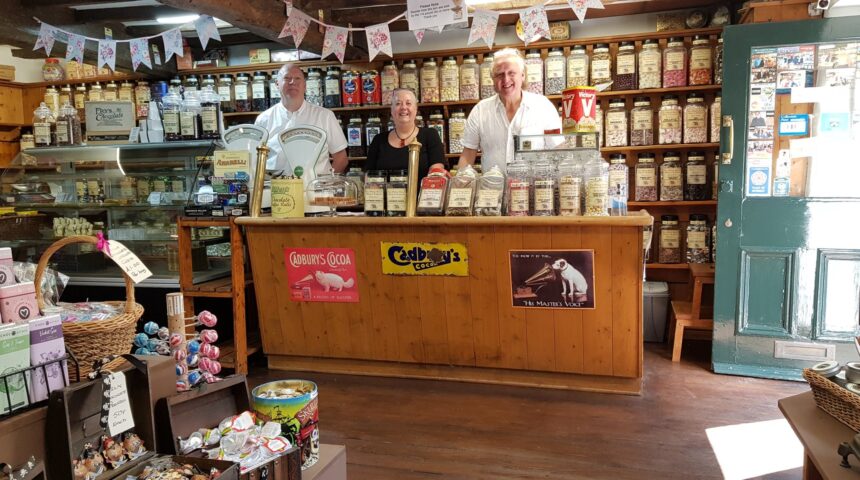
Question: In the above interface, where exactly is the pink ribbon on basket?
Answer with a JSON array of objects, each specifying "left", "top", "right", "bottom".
[{"left": 96, "top": 231, "right": 111, "bottom": 257}]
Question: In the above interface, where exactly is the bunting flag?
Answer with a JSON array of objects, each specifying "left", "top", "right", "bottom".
[
  {"left": 161, "top": 28, "right": 183, "bottom": 62},
  {"left": 97, "top": 39, "right": 117, "bottom": 71},
  {"left": 413, "top": 29, "right": 425, "bottom": 44},
  {"left": 568, "top": 0, "right": 605, "bottom": 23},
  {"left": 65, "top": 33, "right": 86, "bottom": 64},
  {"left": 34, "top": 22, "right": 57, "bottom": 56},
  {"left": 321, "top": 25, "right": 348, "bottom": 63},
  {"left": 129, "top": 38, "right": 152, "bottom": 71},
  {"left": 519, "top": 5, "right": 550, "bottom": 46},
  {"left": 194, "top": 15, "right": 221, "bottom": 50},
  {"left": 286, "top": 8, "right": 313, "bottom": 48},
  {"left": 365, "top": 23, "right": 392, "bottom": 61},
  {"left": 468, "top": 9, "right": 499, "bottom": 48}
]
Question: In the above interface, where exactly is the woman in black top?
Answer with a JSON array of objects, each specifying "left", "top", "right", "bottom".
[{"left": 365, "top": 88, "right": 447, "bottom": 179}]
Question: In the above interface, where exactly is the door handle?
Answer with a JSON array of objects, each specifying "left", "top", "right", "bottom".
[{"left": 721, "top": 115, "right": 733, "bottom": 165}]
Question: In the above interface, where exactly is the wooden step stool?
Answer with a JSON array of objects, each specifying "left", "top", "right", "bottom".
[{"left": 669, "top": 263, "right": 715, "bottom": 362}]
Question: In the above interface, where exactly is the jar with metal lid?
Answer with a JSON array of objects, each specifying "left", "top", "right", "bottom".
[
  {"left": 566, "top": 44, "right": 589, "bottom": 88},
  {"left": 686, "top": 214, "right": 710, "bottom": 263},
  {"left": 345, "top": 168, "right": 365, "bottom": 208},
  {"left": 605, "top": 98, "right": 628, "bottom": 147},
  {"left": 420, "top": 59, "right": 440, "bottom": 103},
  {"left": 20, "top": 133, "right": 35, "bottom": 151},
  {"left": 365, "top": 116, "right": 382, "bottom": 148},
  {"left": 474, "top": 165, "right": 505, "bottom": 216},
  {"left": 269, "top": 70, "right": 281, "bottom": 108},
  {"left": 558, "top": 158, "right": 583, "bottom": 216},
  {"left": 615, "top": 41, "right": 637, "bottom": 90},
  {"left": 428, "top": 112, "right": 445, "bottom": 149},
  {"left": 347, "top": 117, "right": 364, "bottom": 157},
  {"left": 591, "top": 43, "right": 612, "bottom": 88},
  {"left": 364, "top": 170, "right": 386, "bottom": 216},
  {"left": 217, "top": 74, "right": 235, "bottom": 113},
  {"left": 383, "top": 170, "right": 406, "bottom": 216},
  {"left": 584, "top": 154, "right": 609, "bottom": 216},
  {"left": 480, "top": 54, "right": 494, "bottom": 99},
  {"left": 658, "top": 95, "right": 682, "bottom": 144},
  {"left": 710, "top": 93, "right": 721, "bottom": 143},
  {"left": 658, "top": 215, "right": 682, "bottom": 264},
  {"left": 506, "top": 161, "right": 532, "bottom": 216},
  {"left": 180, "top": 90, "right": 201, "bottom": 140},
  {"left": 88, "top": 82, "right": 104, "bottom": 102},
  {"left": 381, "top": 61, "right": 399, "bottom": 105},
  {"left": 663, "top": 37, "right": 688, "bottom": 87},
  {"left": 161, "top": 90, "right": 182, "bottom": 141},
  {"left": 446, "top": 165, "right": 478, "bottom": 216},
  {"left": 460, "top": 54, "right": 479, "bottom": 100},
  {"left": 119, "top": 80, "right": 134, "bottom": 103},
  {"left": 56, "top": 102, "right": 81, "bottom": 146},
  {"left": 608, "top": 154, "right": 628, "bottom": 201},
  {"left": 201, "top": 75, "right": 216, "bottom": 90},
  {"left": 440, "top": 56, "right": 459, "bottom": 102},
  {"left": 638, "top": 39, "right": 662, "bottom": 89},
  {"left": 341, "top": 70, "right": 361, "bottom": 106},
  {"left": 524, "top": 50, "right": 544, "bottom": 95},
  {"left": 659, "top": 151, "right": 683, "bottom": 201},
  {"left": 684, "top": 151, "right": 708, "bottom": 201},
  {"left": 183, "top": 75, "right": 200, "bottom": 93},
  {"left": 42, "top": 58, "right": 64, "bottom": 81},
  {"left": 417, "top": 165, "right": 449, "bottom": 216},
  {"left": 324, "top": 67, "right": 342, "bottom": 108},
  {"left": 544, "top": 47, "right": 566, "bottom": 95},
  {"left": 683, "top": 93, "right": 707, "bottom": 143},
  {"left": 200, "top": 86, "right": 221, "bottom": 140},
  {"left": 103, "top": 81, "right": 118, "bottom": 101},
  {"left": 399, "top": 60, "right": 419, "bottom": 97},
  {"left": 233, "top": 73, "right": 252, "bottom": 112},
  {"left": 448, "top": 109, "right": 466, "bottom": 154},
  {"left": 74, "top": 84, "right": 87, "bottom": 120},
  {"left": 252, "top": 71, "right": 269, "bottom": 111},
  {"left": 169, "top": 77, "right": 182, "bottom": 95},
  {"left": 634, "top": 153, "right": 657, "bottom": 201},
  {"left": 135, "top": 80, "right": 151, "bottom": 119},
  {"left": 714, "top": 36, "right": 724, "bottom": 85},
  {"left": 59, "top": 85, "right": 73, "bottom": 111},
  {"left": 595, "top": 102, "right": 604, "bottom": 148},
  {"left": 689, "top": 35, "right": 712, "bottom": 86},
  {"left": 630, "top": 96, "right": 653, "bottom": 146},
  {"left": 532, "top": 161, "right": 556, "bottom": 216},
  {"left": 44, "top": 86, "right": 60, "bottom": 119},
  {"left": 33, "top": 102, "right": 54, "bottom": 147},
  {"left": 361, "top": 70, "right": 381, "bottom": 106},
  {"left": 415, "top": 113, "right": 425, "bottom": 128}
]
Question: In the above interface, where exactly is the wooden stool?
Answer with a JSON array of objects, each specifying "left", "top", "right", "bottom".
[{"left": 668, "top": 263, "right": 715, "bottom": 362}]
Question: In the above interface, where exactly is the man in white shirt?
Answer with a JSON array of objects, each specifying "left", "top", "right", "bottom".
[
  {"left": 457, "top": 48, "right": 561, "bottom": 173},
  {"left": 255, "top": 63, "right": 348, "bottom": 176}
]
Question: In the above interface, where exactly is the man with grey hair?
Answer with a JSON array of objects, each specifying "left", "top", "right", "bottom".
[
  {"left": 457, "top": 47, "right": 561, "bottom": 173},
  {"left": 255, "top": 63, "right": 348, "bottom": 174}
]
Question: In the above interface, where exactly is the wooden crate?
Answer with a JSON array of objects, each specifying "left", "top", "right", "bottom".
[
  {"left": 0, "top": 65, "right": 14, "bottom": 82},
  {"left": 157, "top": 375, "right": 302, "bottom": 480},
  {"left": 739, "top": 0, "right": 815, "bottom": 24}
]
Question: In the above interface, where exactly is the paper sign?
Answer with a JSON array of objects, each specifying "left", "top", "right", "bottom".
[
  {"left": 107, "top": 372, "right": 135, "bottom": 436},
  {"left": 214, "top": 150, "right": 251, "bottom": 178},
  {"left": 820, "top": 112, "right": 851, "bottom": 133},
  {"left": 791, "top": 86, "right": 850, "bottom": 106},
  {"left": 773, "top": 149, "right": 791, "bottom": 197},
  {"left": 406, "top": 0, "right": 463, "bottom": 31},
  {"left": 380, "top": 242, "right": 468, "bottom": 276},
  {"left": 106, "top": 240, "right": 153, "bottom": 284},
  {"left": 128, "top": 126, "right": 141, "bottom": 143},
  {"left": 778, "top": 114, "right": 809, "bottom": 136},
  {"left": 746, "top": 165, "right": 771, "bottom": 197},
  {"left": 147, "top": 192, "right": 163, "bottom": 206},
  {"left": 284, "top": 248, "right": 359, "bottom": 303},
  {"left": 790, "top": 137, "right": 816, "bottom": 158}
]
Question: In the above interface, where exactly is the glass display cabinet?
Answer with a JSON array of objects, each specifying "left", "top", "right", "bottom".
[{"left": 0, "top": 141, "right": 232, "bottom": 288}]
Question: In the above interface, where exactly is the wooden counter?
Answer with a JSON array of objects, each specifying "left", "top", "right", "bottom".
[{"left": 237, "top": 212, "right": 651, "bottom": 395}]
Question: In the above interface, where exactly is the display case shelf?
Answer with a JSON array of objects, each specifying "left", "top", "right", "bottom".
[
  {"left": 629, "top": 200, "right": 717, "bottom": 208},
  {"left": 600, "top": 143, "right": 720, "bottom": 154},
  {"left": 646, "top": 263, "right": 691, "bottom": 270}
]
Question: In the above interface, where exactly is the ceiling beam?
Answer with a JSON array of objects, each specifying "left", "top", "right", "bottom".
[
  {"left": 25, "top": 0, "right": 100, "bottom": 5},
  {"left": 297, "top": 0, "right": 405, "bottom": 11},
  {"left": 74, "top": 6, "right": 188, "bottom": 23}
]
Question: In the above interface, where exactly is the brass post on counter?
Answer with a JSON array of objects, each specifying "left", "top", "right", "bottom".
[
  {"left": 406, "top": 138, "right": 422, "bottom": 217},
  {"left": 249, "top": 144, "right": 269, "bottom": 217}
]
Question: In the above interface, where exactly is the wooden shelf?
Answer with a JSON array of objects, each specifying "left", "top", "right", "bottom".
[
  {"left": 646, "top": 263, "right": 690, "bottom": 270},
  {"left": 601, "top": 143, "right": 719, "bottom": 154},
  {"left": 222, "top": 111, "right": 260, "bottom": 117},
  {"left": 218, "top": 332, "right": 262, "bottom": 369},
  {"left": 23, "top": 74, "right": 141, "bottom": 88},
  {"left": 629, "top": 200, "right": 717, "bottom": 207}
]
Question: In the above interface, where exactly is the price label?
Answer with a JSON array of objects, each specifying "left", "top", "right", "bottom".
[
  {"left": 106, "top": 240, "right": 153, "bottom": 284},
  {"left": 778, "top": 114, "right": 809, "bottom": 136},
  {"left": 106, "top": 372, "right": 135, "bottom": 436}
]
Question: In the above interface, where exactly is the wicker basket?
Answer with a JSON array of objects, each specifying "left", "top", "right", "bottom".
[
  {"left": 803, "top": 368, "right": 860, "bottom": 432},
  {"left": 34, "top": 235, "right": 144, "bottom": 380}
]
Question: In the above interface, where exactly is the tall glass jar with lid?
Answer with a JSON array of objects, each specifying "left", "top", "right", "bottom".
[
  {"left": 566, "top": 45, "right": 589, "bottom": 88},
  {"left": 59, "top": 85, "right": 73, "bottom": 111},
  {"left": 169, "top": 77, "right": 183, "bottom": 95},
  {"left": 630, "top": 96, "right": 653, "bottom": 146},
  {"left": 75, "top": 84, "right": 87, "bottom": 120},
  {"left": 381, "top": 61, "right": 400, "bottom": 105},
  {"left": 305, "top": 68, "right": 323, "bottom": 106},
  {"left": 506, "top": 161, "right": 532, "bottom": 216},
  {"left": 686, "top": 214, "right": 710, "bottom": 263},
  {"left": 638, "top": 39, "right": 662, "bottom": 89},
  {"left": 663, "top": 37, "right": 688, "bottom": 87},
  {"left": 135, "top": 81, "right": 150, "bottom": 119},
  {"left": 269, "top": 70, "right": 281, "bottom": 108},
  {"left": 557, "top": 158, "right": 583, "bottom": 216},
  {"left": 88, "top": 82, "right": 104, "bottom": 102},
  {"left": 200, "top": 86, "right": 221, "bottom": 140},
  {"left": 460, "top": 55, "right": 480, "bottom": 101},
  {"left": 710, "top": 93, "right": 721, "bottom": 143},
  {"left": 524, "top": 50, "right": 544, "bottom": 95},
  {"left": 366, "top": 116, "right": 382, "bottom": 149},
  {"left": 689, "top": 35, "right": 713, "bottom": 86},
  {"left": 659, "top": 151, "right": 683, "bottom": 201},
  {"left": 364, "top": 171, "right": 386, "bottom": 217},
  {"left": 104, "top": 81, "right": 118, "bottom": 101},
  {"left": 683, "top": 93, "right": 708, "bottom": 143},
  {"left": 658, "top": 94, "right": 682, "bottom": 144},
  {"left": 604, "top": 98, "right": 628, "bottom": 147},
  {"left": 715, "top": 36, "right": 724, "bottom": 85},
  {"left": 161, "top": 90, "right": 182, "bottom": 142},
  {"left": 180, "top": 90, "right": 201, "bottom": 140},
  {"left": 448, "top": 109, "right": 466, "bottom": 154},
  {"left": 324, "top": 67, "right": 342, "bottom": 108},
  {"left": 428, "top": 112, "right": 445, "bottom": 148},
  {"left": 386, "top": 170, "right": 408, "bottom": 216},
  {"left": 480, "top": 54, "right": 494, "bottom": 99},
  {"left": 44, "top": 86, "right": 60, "bottom": 119},
  {"left": 252, "top": 71, "right": 270, "bottom": 111},
  {"left": 347, "top": 117, "right": 364, "bottom": 158},
  {"left": 440, "top": 56, "right": 460, "bottom": 102},
  {"left": 183, "top": 75, "right": 200, "bottom": 93},
  {"left": 400, "top": 60, "right": 419, "bottom": 97},
  {"left": 608, "top": 154, "right": 629, "bottom": 200},
  {"left": 591, "top": 44, "right": 612, "bottom": 88},
  {"left": 33, "top": 102, "right": 54, "bottom": 147},
  {"left": 584, "top": 153, "right": 609, "bottom": 216},
  {"left": 684, "top": 151, "right": 708, "bottom": 200},
  {"left": 658, "top": 215, "right": 682, "bottom": 264},
  {"left": 420, "top": 59, "right": 440, "bottom": 103},
  {"left": 217, "top": 74, "right": 235, "bottom": 113},
  {"left": 234, "top": 73, "right": 252, "bottom": 112},
  {"left": 544, "top": 47, "right": 566, "bottom": 95},
  {"left": 634, "top": 153, "right": 658, "bottom": 201},
  {"left": 615, "top": 41, "right": 637, "bottom": 90},
  {"left": 532, "top": 161, "right": 556, "bottom": 216}
]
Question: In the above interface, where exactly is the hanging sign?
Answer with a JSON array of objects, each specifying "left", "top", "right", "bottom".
[
  {"left": 406, "top": 0, "right": 463, "bottom": 31},
  {"left": 106, "top": 240, "right": 153, "bottom": 284},
  {"left": 285, "top": 248, "right": 359, "bottom": 303},
  {"left": 509, "top": 250, "right": 595, "bottom": 309},
  {"left": 380, "top": 242, "right": 468, "bottom": 276}
]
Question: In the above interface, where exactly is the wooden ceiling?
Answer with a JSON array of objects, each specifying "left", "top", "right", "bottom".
[{"left": 2, "top": 0, "right": 732, "bottom": 73}]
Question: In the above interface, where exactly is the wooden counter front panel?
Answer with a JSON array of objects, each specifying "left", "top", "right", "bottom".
[{"left": 245, "top": 223, "right": 643, "bottom": 378}]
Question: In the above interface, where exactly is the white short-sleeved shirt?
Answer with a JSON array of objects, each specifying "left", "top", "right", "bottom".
[
  {"left": 254, "top": 100, "right": 347, "bottom": 176},
  {"left": 461, "top": 91, "right": 561, "bottom": 173}
]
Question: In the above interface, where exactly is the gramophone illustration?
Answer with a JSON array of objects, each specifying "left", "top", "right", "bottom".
[{"left": 514, "top": 263, "right": 557, "bottom": 299}]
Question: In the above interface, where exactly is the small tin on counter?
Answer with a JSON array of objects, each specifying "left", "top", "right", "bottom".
[
  {"left": 361, "top": 70, "right": 381, "bottom": 106},
  {"left": 341, "top": 70, "right": 361, "bottom": 106},
  {"left": 846, "top": 362, "right": 860, "bottom": 384},
  {"left": 811, "top": 360, "right": 841, "bottom": 378},
  {"left": 561, "top": 86, "right": 597, "bottom": 133}
]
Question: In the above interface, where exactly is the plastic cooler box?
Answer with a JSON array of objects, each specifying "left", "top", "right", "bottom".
[{"left": 643, "top": 281, "right": 669, "bottom": 342}]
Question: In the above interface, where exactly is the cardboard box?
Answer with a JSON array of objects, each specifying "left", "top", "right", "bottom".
[{"left": 249, "top": 48, "right": 271, "bottom": 64}]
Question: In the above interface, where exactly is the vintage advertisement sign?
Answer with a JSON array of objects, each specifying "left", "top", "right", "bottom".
[
  {"left": 381, "top": 242, "right": 468, "bottom": 276},
  {"left": 509, "top": 250, "right": 595, "bottom": 309},
  {"left": 285, "top": 248, "right": 359, "bottom": 303}
]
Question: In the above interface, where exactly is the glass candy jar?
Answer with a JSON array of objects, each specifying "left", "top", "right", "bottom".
[
  {"left": 446, "top": 165, "right": 478, "bottom": 216},
  {"left": 638, "top": 39, "right": 662, "bottom": 89},
  {"left": 605, "top": 98, "right": 628, "bottom": 147},
  {"left": 42, "top": 58, "right": 64, "bottom": 81},
  {"left": 659, "top": 151, "right": 683, "bottom": 201},
  {"left": 33, "top": 102, "right": 54, "bottom": 147},
  {"left": 686, "top": 214, "right": 710, "bottom": 263},
  {"left": 544, "top": 48, "right": 566, "bottom": 95},
  {"left": 420, "top": 59, "right": 440, "bottom": 103},
  {"left": 558, "top": 158, "right": 583, "bottom": 216},
  {"left": 524, "top": 50, "right": 544, "bottom": 95},
  {"left": 608, "top": 154, "right": 629, "bottom": 200},
  {"left": 715, "top": 36, "right": 724, "bottom": 85},
  {"left": 506, "top": 161, "right": 532, "bottom": 217},
  {"left": 364, "top": 170, "right": 386, "bottom": 217},
  {"left": 474, "top": 165, "right": 505, "bottom": 216},
  {"left": 440, "top": 56, "right": 459, "bottom": 102},
  {"left": 381, "top": 61, "right": 400, "bottom": 105},
  {"left": 531, "top": 161, "right": 556, "bottom": 216},
  {"left": 459, "top": 55, "right": 480, "bottom": 101},
  {"left": 615, "top": 41, "right": 637, "bottom": 90},
  {"left": 567, "top": 45, "right": 589, "bottom": 88},
  {"left": 658, "top": 95, "right": 682, "bottom": 144},
  {"left": 683, "top": 93, "right": 708, "bottom": 144},
  {"left": 658, "top": 215, "right": 682, "bottom": 264},
  {"left": 480, "top": 54, "right": 494, "bottom": 99},
  {"left": 634, "top": 153, "right": 658, "bottom": 201},
  {"left": 689, "top": 35, "right": 713, "bottom": 86},
  {"left": 386, "top": 170, "right": 407, "bottom": 217},
  {"left": 400, "top": 60, "right": 419, "bottom": 96},
  {"left": 684, "top": 151, "right": 708, "bottom": 201},
  {"left": 591, "top": 43, "right": 612, "bottom": 88},
  {"left": 663, "top": 37, "right": 688, "bottom": 88},
  {"left": 200, "top": 86, "right": 222, "bottom": 140},
  {"left": 710, "top": 93, "right": 721, "bottom": 143},
  {"left": 324, "top": 67, "right": 342, "bottom": 108},
  {"left": 630, "top": 96, "right": 653, "bottom": 146},
  {"left": 307, "top": 172, "right": 359, "bottom": 215},
  {"left": 417, "top": 165, "right": 449, "bottom": 216},
  {"left": 217, "top": 74, "right": 235, "bottom": 113},
  {"left": 305, "top": 68, "right": 323, "bottom": 106},
  {"left": 584, "top": 154, "right": 609, "bottom": 216},
  {"left": 161, "top": 90, "right": 182, "bottom": 141},
  {"left": 448, "top": 109, "right": 466, "bottom": 154}
]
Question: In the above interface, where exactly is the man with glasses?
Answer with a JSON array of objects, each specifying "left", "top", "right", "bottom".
[
  {"left": 457, "top": 48, "right": 561, "bottom": 174},
  {"left": 255, "top": 63, "right": 348, "bottom": 174}
]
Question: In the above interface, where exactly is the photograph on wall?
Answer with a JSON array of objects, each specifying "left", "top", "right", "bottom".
[
  {"left": 748, "top": 111, "right": 775, "bottom": 140},
  {"left": 816, "top": 43, "right": 857, "bottom": 69},
  {"left": 778, "top": 45, "right": 815, "bottom": 71},
  {"left": 747, "top": 140, "right": 774, "bottom": 160},
  {"left": 776, "top": 70, "right": 812, "bottom": 93},
  {"left": 509, "top": 250, "right": 595, "bottom": 310},
  {"left": 750, "top": 47, "right": 777, "bottom": 84},
  {"left": 749, "top": 84, "right": 776, "bottom": 112},
  {"left": 284, "top": 247, "right": 359, "bottom": 303}
]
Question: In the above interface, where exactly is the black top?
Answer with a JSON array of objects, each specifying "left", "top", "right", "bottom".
[{"left": 364, "top": 127, "right": 447, "bottom": 180}]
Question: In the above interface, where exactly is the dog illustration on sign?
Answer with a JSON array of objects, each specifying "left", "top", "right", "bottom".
[
  {"left": 552, "top": 259, "right": 589, "bottom": 303},
  {"left": 314, "top": 271, "right": 354, "bottom": 291}
]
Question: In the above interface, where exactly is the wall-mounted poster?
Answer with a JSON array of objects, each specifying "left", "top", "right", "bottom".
[
  {"left": 509, "top": 250, "right": 595, "bottom": 309},
  {"left": 284, "top": 248, "right": 359, "bottom": 303}
]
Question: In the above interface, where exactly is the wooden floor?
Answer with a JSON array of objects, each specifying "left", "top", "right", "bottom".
[{"left": 249, "top": 341, "right": 808, "bottom": 479}]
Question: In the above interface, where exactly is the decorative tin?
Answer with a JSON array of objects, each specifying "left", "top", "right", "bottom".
[
  {"left": 341, "top": 71, "right": 361, "bottom": 106},
  {"left": 252, "top": 380, "right": 319, "bottom": 470},
  {"left": 361, "top": 70, "right": 381, "bottom": 106}
]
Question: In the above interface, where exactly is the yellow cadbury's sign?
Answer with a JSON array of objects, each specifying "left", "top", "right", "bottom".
[{"left": 380, "top": 242, "right": 468, "bottom": 276}]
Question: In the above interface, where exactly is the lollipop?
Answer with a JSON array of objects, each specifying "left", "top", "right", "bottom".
[
  {"left": 157, "top": 326, "right": 170, "bottom": 340},
  {"left": 200, "top": 344, "right": 220, "bottom": 359},
  {"left": 169, "top": 333, "right": 183, "bottom": 348},
  {"left": 187, "top": 340, "right": 201, "bottom": 355},
  {"left": 187, "top": 354, "right": 199, "bottom": 368},
  {"left": 133, "top": 333, "right": 149, "bottom": 348},
  {"left": 143, "top": 321, "right": 160, "bottom": 335},
  {"left": 185, "top": 310, "right": 217, "bottom": 328},
  {"left": 188, "top": 370, "right": 203, "bottom": 386},
  {"left": 199, "top": 329, "right": 218, "bottom": 344},
  {"left": 175, "top": 363, "right": 188, "bottom": 376},
  {"left": 134, "top": 347, "right": 151, "bottom": 355},
  {"left": 173, "top": 349, "right": 187, "bottom": 362}
]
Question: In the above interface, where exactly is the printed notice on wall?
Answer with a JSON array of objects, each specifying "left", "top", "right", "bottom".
[
  {"left": 107, "top": 372, "right": 135, "bottom": 436},
  {"left": 284, "top": 248, "right": 359, "bottom": 303},
  {"left": 406, "top": 0, "right": 464, "bottom": 31},
  {"left": 509, "top": 250, "right": 595, "bottom": 310},
  {"left": 107, "top": 240, "right": 153, "bottom": 284}
]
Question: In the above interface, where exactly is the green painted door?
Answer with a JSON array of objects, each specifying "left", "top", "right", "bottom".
[{"left": 714, "top": 18, "right": 860, "bottom": 380}]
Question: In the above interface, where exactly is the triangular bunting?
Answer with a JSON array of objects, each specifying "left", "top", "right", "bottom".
[
  {"left": 34, "top": 22, "right": 56, "bottom": 56},
  {"left": 65, "top": 33, "right": 86, "bottom": 64},
  {"left": 365, "top": 23, "right": 392, "bottom": 61},
  {"left": 519, "top": 5, "right": 550, "bottom": 46},
  {"left": 321, "top": 25, "right": 348, "bottom": 63},
  {"left": 97, "top": 39, "right": 117, "bottom": 72},
  {"left": 468, "top": 10, "right": 499, "bottom": 48},
  {"left": 194, "top": 15, "right": 221, "bottom": 50},
  {"left": 129, "top": 38, "right": 152, "bottom": 71},
  {"left": 413, "top": 29, "right": 425, "bottom": 44},
  {"left": 162, "top": 28, "right": 183, "bottom": 63},
  {"left": 287, "top": 9, "right": 312, "bottom": 49}
]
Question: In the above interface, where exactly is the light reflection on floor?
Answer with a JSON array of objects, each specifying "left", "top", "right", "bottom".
[{"left": 706, "top": 419, "right": 803, "bottom": 480}]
